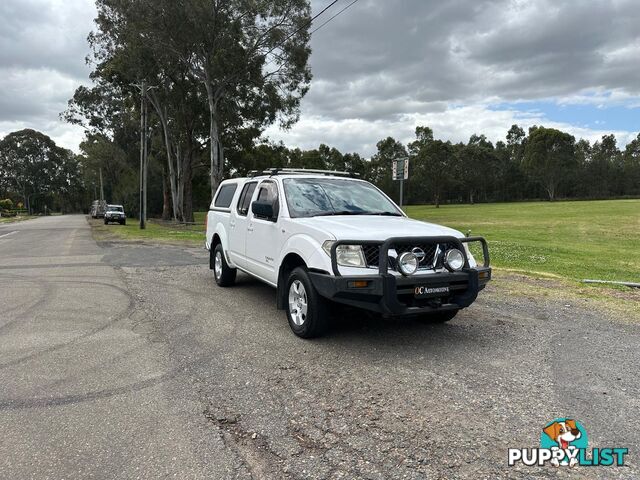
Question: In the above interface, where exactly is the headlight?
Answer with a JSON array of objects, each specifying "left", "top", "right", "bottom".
[
  {"left": 444, "top": 248, "right": 465, "bottom": 271},
  {"left": 322, "top": 241, "right": 366, "bottom": 267},
  {"left": 397, "top": 252, "right": 418, "bottom": 276}
]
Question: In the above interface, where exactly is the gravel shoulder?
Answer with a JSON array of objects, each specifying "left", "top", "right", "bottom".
[{"left": 115, "top": 241, "right": 640, "bottom": 479}]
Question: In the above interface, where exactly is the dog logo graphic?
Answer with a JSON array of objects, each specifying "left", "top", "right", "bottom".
[
  {"left": 541, "top": 418, "right": 587, "bottom": 467},
  {"left": 509, "top": 417, "right": 627, "bottom": 467}
]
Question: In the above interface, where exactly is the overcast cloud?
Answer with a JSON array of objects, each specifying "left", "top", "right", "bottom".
[{"left": 1, "top": 0, "right": 639, "bottom": 155}]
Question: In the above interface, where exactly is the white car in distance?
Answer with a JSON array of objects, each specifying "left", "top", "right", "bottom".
[{"left": 205, "top": 169, "right": 491, "bottom": 338}]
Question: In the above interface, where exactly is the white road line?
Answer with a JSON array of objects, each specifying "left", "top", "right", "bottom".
[{"left": 0, "top": 231, "right": 17, "bottom": 239}]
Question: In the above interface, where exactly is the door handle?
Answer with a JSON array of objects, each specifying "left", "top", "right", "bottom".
[
  {"left": 230, "top": 221, "right": 236, "bottom": 228},
  {"left": 247, "top": 225, "right": 254, "bottom": 232}
]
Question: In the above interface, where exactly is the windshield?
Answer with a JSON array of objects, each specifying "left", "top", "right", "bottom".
[
  {"left": 108, "top": 206, "right": 124, "bottom": 212},
  {"left": 283, "top": 178, "right": 402, "bottom": 218}
]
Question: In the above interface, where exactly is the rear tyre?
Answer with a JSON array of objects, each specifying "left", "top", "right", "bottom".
[
  {"left": 213, "top": 244, "right": 236, "bottom": 287},
  {"left": 104, "top": 219, "right": 108, "bottom": 225},
  {"left": 285, "top": 267, "right": 329, "bottom": 339},
  {"left": 418, "top": 309, "right": 459, "bottom": 323},
  {"left": 120, "top": 219, "right": 126, "bottom": 225}
]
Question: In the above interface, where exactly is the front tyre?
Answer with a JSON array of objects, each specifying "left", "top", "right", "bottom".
[
  {"left": 286, "top": 267, "right": 329, "bottom": 338},
  {"left": 213, "top": 244, "right": 236, "bottom": 287}
]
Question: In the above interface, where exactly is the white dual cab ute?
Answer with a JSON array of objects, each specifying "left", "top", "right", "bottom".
[{"left": 205, "top": 169, "right": 491, "bottom": 338}]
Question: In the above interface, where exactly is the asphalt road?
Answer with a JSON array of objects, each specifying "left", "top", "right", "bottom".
[{"left": 1, "top": 215, "right": 638, "bottom": 479}]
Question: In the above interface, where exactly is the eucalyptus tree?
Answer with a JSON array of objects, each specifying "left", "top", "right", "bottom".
[
  {"left": 0, "top": 129, "right": 82, "bottom": 213},
  {"left": 524, "top": 127, "right": 576, "bottom": 201},
  {"left": 76, "top": 0, "right": 312, "bottom": 218},
  {"left": 133, "top": 0, "right": 313, "bottom": 196},
  {"left": 409, "top": 127, "right": 457, "bottom": 207},
  {"left": 622, "top": 133, "right": 640, "bottom": 196},
  {"left": 74, "top": 1, "right": 207, "bottom": 221}
]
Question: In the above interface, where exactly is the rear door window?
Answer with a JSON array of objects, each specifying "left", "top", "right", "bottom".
[{"left": 237, "top": 182, "right": 257, "bottom": 216}]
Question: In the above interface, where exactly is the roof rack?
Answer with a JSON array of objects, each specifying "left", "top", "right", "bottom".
[{"left": 248, "top": 168, "right": 360, "bottom": 178}]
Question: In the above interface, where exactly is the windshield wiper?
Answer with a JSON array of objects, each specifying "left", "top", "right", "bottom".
[
  {"left": 313, "top": 210, "right": 403, "bottom": 217},
  {"left": 370, "top": 211, "right": 403, "bottom": 216},
  {"left": 313, "top": 210, "right": 369, "bottom": 217}
]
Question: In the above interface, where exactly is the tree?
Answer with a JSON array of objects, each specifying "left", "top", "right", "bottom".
[
  {"left": 369, "top": 137, "right": 407, "bottom": 202},
  {"left": 0, "top": 129, "right": 82, "bottom": 213},
  {"left": 458, "top": 134, "right": 498, "bottom": 204},
  {"left": 523, "top": 127, "right": 576, "bottom": 201},
  {"left": 409, "top": 127, "right": 456, "bottom": 207},
  {"left": 76, "top": 0, "right": 312, "bottom": 218},
  {"left": 121, "top": 0, "right": 313, "bottom": 197},
  {"left": 622, "top": 133, "right": 640, "bottom": 196},
  {"left": 588, "top": 134, "right": 621, "bottom": 197},
  {"left": 63, "top": 81, "right": 150, "bottom": 217},
  {"left": 74, "top": 2, "right": 208, "bottom": 222},
  {"left": 506, "top": 124, "right": 526, "bottom": 164}
]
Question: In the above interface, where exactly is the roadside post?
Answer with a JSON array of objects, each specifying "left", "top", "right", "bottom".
[
  {"left": 138, "top": 80, "right": 147, "bottom": 230},
  {"left": 392, "top": 157, "right": 409, "bottom": 208}
]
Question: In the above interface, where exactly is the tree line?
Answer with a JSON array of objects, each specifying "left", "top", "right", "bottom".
[
  {"left": 0, "top": 129, "right": 84, "bottom": 214},
  {"left": 2, "top": 121, "right": 639, "bottom": 216},
  {"left": 234, "top": 124, "right": 640, "bottom": 206}
]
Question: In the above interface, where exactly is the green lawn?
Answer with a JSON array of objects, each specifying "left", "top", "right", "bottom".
[
  {"left": 0, "top": 215, "right": 36, "bottom": 224},
  {"left": 91, "top": 217, "right": 205, "bottom": 246},
  {"left": 92, "top": 200, "right": 639, "bottom": 284},
  {"left": 405, "top": 199, "right": 640, "bottom": 283},
  {"left": 193, "top": 211, "right": 207, "bottom": 224}
]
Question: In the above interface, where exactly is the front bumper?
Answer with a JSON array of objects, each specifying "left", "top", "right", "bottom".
[{"left": 309, "top": 235, "right": 491, "bottom": 316}]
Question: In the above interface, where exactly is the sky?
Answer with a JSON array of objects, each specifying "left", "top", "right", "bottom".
[{"left": 1, "top": 0, "right": 639, "bottom": 157}]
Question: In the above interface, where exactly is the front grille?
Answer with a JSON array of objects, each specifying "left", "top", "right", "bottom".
[
  {"left": 362, "top": 241, "right": 459, "bottom": 270},
  {"left": 362, "top": 244, "right": 381, "bottom": 267}
]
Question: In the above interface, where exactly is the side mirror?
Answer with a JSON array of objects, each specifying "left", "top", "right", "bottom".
[{"left": 251, "top": 200, "right": 275, "bottom": 221}]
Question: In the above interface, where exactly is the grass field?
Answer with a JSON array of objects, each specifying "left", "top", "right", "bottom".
[
  {"left": 91, "top": 199, "right": 639, "bottom": 285},
  {"left": 0, "top": 215, "right": 36, "bottom": 224},
  {"left": 91, "top": 217, "right": 205, "bottom": 246},
  {"left": 405, "top": 199, "right": 640, "bottom": 284}
]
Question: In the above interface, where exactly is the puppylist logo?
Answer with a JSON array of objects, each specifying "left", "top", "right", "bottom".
[{"left": 508, "top": 418, "right": 628, "bottom": 468}]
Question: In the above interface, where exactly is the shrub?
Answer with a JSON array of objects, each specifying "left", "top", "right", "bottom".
[{"left": 0, "top": 199, "right": 14, "bottom": 210}]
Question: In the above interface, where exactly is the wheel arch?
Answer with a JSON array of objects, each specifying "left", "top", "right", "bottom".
[{"left": 276, "top": 253, "right": 307, "bottom": 310}]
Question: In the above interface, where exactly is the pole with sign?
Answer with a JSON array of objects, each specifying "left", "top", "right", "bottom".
[{"left": 392, "top": 157, "right": 409, "bottom": 208}]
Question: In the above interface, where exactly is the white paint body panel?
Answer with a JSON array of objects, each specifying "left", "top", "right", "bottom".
[{"left": 206, "top": 175, "right": 473, "bottom": 287}]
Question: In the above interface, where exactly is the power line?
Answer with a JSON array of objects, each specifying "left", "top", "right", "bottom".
[
  {"left": 310, "top": 0, "right": 360, "bottom": 34},
  {"left": 267, "top": 0, "right": 340, "bottom": 57},
  {"left": 223, "top": 1, "right": 344, "bottom": 82}
]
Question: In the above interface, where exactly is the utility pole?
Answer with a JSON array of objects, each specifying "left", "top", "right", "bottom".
[
  {"left": 139, "top": 79, "right": 147, "bottom": 229},
  {"left": 99, "top": 168, "right": 105, "bottom": 202},
  {"left": 143, "top": 89, "right": 149, "bottom": 228}
]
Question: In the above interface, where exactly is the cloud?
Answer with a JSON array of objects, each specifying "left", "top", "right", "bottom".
[
  {"left": 265, "top": 0, "right": 640, "bottom": 154},
  {"left": 0, "top": 0, "right": 95, "bottom": 151},
  {"left": 266, "top": 103, "right": 639, "bottom": 156},
  {"left": 0, "top": 0, "right": 639, "bottom": 155}
]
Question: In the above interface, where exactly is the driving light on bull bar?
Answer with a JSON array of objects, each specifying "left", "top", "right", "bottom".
[
  {"left": 322, "top": 241, "right": 366, "bottom": 267},
  {"left": 397, "top": 252, "right": 419, "bottom": 276},
  {"left": 444, "top": 248, "right": 465, "bottom": 271}
]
